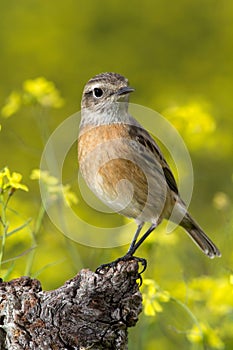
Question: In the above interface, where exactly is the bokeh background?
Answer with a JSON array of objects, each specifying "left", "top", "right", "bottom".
[{"left": 0, "top": 1, "right": 233, "bottom": 349}]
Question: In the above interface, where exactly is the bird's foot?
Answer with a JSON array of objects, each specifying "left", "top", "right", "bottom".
[{"left": 95, "top": 254, "right": 147, "bottom": 285}]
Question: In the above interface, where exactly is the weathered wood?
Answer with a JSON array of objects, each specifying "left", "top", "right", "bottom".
[{"left": 0, "top": 259, "right": 142, "bottom": 350}]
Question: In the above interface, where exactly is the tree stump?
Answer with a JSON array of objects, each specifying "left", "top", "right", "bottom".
[{"left": 0, "top": 259, "right": 142, "bottom": 350}]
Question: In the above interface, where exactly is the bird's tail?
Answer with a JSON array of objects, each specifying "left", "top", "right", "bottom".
[{"left": 180, "top": 213, "right": 221, "bottom": 259}]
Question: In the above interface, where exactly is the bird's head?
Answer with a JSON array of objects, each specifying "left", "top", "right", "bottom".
[{"left": 81, "top": 72, "right": 134, "bottom": 114}]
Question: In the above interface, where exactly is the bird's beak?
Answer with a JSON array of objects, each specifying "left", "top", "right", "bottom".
[{"left": 116, "top": 86, "right": 135, "bottom": 96}]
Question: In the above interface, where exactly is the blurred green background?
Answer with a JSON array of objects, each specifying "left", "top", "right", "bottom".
[{"left": 0, "top": 1, "right": 233, "bottom": 349}]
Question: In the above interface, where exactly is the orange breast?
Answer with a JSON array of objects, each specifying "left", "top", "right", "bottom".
[
  {"left": 78, "top": 123, "right": 148, "bottom": 214},
  {"left": 78, "top": 124, "right": 130, "bottom": 161}
]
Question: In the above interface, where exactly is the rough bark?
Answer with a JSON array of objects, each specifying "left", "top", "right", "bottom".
[{"left": 0, "top": 259, "right": 142, "bottom": 350}]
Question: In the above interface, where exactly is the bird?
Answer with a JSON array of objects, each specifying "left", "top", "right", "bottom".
[{"left": 78, "top": 72, "right": 221, "bottom": 268}]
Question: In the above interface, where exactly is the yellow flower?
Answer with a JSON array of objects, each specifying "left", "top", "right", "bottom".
[
  {"left": 1, "top": 77, "right": 64, "bottom": 118},
  {"left": 0, "top": 172, "right": 4, "bottom": 189},
  {"left": 30, "top": 169, "right": 58, "bottom": 185},
  {"left": 142, "top": 279, "right": 170, "bottom": 317},
  {"left": 163, "top": 102, "right": 216, "bottom": 150},
  {"left": 63, "top": 184, "right": 79, "bottom": 206},
  {"left": 30, "top": 169, "right": 78, "bottom": 206},
  {"left": 1, "top": 91, "right": 22, "bottom": 118},
  {"left": 187, "top": 323, "right": 224, "bottom": 349},
  {"left": 187, "top": 323, "right": 203, "bottom": 344},
  {"left": 23, "top": 77, "right": 64, "bottom": 108},
  {"left": 0, "top": 167, "right": 28, "bottom": 192},
  {"left": 229, "top": 274, "right": 233, "bottom": 285},
  {"left": 212, "top": 192, "right": 230, "bottom": 211}
]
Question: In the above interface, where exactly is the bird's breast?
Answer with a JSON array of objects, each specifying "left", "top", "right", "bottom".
[
  {"left": 78, "top": 123, "right": 169, "bottom": 221},
  {"left": 78, "top": 124, "right": 148, "bottom": 208}
]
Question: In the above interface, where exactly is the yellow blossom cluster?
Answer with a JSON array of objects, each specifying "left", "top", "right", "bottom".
[
  {"left": 30, "top": 169, "right": 78, "bottom": 207},
  {"left": 1, "top": 77, "right": 64, "bottom": 118},
  {"left": 0, "top": 167, "right": 28, "bottom": 193}
]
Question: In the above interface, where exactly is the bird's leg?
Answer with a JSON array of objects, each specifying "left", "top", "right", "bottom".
[
  {"left": 126, "top": 222, "right": 144, "bottom": 254},
  {"left": 127, "top": 223, "right": 157, "bottom": 256},
  {"left": 96, "top": 223, "right": 157, "bottom": 281},
  {"left": 96, "top": 223, "right": 144, "bottom": 275},
  {"left": 119, "top": 223, "right": 157, "bottom": 276}
]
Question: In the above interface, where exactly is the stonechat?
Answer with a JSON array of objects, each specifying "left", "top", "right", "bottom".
[{"left": 78, "top": 72, "right": 221, "bottom": 265}]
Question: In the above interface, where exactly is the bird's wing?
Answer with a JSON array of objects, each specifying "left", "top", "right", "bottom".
[{"left": 127, "top": 124, "right": 179, "bottom": 195}]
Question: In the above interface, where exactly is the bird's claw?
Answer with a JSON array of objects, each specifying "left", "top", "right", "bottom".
[{"left": 95, "top": 255, "right": 147, "bottom": 285}]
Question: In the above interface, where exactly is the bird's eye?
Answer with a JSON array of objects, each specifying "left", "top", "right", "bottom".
[{"left": 93, "top": 88, "right": 103, "bottom": 98}]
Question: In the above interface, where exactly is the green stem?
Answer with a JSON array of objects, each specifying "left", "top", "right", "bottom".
[
  {"left": 24, "top": 204, "right": 45, "bottom": 276},
  {"left": 34, "top": 204, "right": 46, "bottom": 236},
  {"left": 0, "top": 193, "right": 8, "bottom": 272}
]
